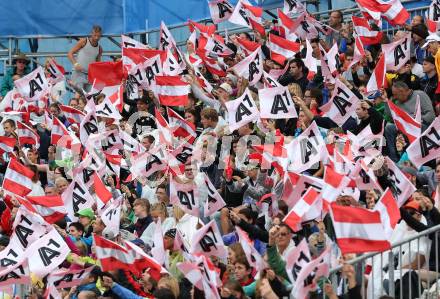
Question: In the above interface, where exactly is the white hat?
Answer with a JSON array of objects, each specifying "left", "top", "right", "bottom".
[
  {"left": 219, "top": 82, "right": 233, "bottom": 95},
  {"left": 422, "top": 33, "right": 440, "bottom": 49}
]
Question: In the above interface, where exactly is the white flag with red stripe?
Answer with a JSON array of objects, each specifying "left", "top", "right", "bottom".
[
  {"left": 320, "top": 79, "right": 360, "bottom": 126},
  {"left": 283, "top": 0, "right": 306, "bottom": 15},
  {"left": 19, "top": 195, "right": 67, "bottom": 224},
  {"left": 277, "top": 9, "right": 299, "bottom": 41},
  {"left": 267, "top": 33, "right": 300, "bottom": 65},
  {"left": 330, "top": 202, "right": 391, "bottom": 254},
  {"left": 124, "top": 239, "right": 167, "bottom": 280},
  {"left": 407, "top": 117, "right": 440, "bottom": 168},
  {"left": 14, "top": 66, "right": 49, "bottom": 102},
  {"left": 232, "top": 47, "right": 263, "bottom": 86},
  {"left": 167, "top": 107, "right": 197, "bottom": 144},
  {"left": 46, "top": 58, "right": 65, "bottom": 85},
  {"left": 17, "top": 121, "right": 39, "bottom": 148},
  {"left": 259, "top": 86, "right": 297, "bottom": 119},
  {"left": 3, "top": 158, "right": 34, "bottom": 197},
  {"left": 93, "top": 172, "right": 113, "bottom": 210},
  {"left": 0, "top": 136, "right": 16, "bottom": 155},
  {"left": 282, "top": 173, "right": 324, "bottom": 208},
  {"left": 283, "top": 188, "right": 321, "bottom": 232},
  {"left": 59, "top": 104, "right": 85, "bottom": 125},
  {"left": 382, "top": 33, "right": 411, "bottom": 71},
  {"left": 155, "top": 76, "right": 190, "bottom": 106},
  {"left": 366, "top": 54, "right": 386, "bottom": 93},
  {"left": 204, "top": 35, "right": 234, "bottom": 57},
  {"left": 373, "top": 188, "right": 400, "bottom": 238},
  {"left": 388, "top": 100, "right": 421, "bottom": 143},
  {"left": 190, "top": 220, "right": 227, "bottom": 258},
  {"left": 355, "top": 0, "right": 409, "bottom": 26},
  {"left": 352, "top": 16, "right": 384, "bottom": 46},
  {"left": 225, "top": 88, "right": 260, "bottom": 131},
  {"left": 349, "top": 35, "right": 366, "bottom": 68},
  {"left": 25, "top": 228, "right": 71, "bottom": 278},
  {"left": 209, "top": 0, "right": 234, "bottom": 23}
]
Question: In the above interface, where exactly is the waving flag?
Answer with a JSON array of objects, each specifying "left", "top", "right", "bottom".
[
  {"left": 0, "top": 136, "right": 16, "bottom": 155},
  {"left": 3, "top": 158, "right": 34, "bottom": 197},
  {"left": 14, "top": 66, "right": 49, "bottom": 102},
  {"left": 352, "top": 16, "right": 384, "bottom": 46},
  {"left": 268, "top": 33, "right": 300, "bottom": 65},
  {"left": 388, "top": 100, "right": 421, "bottom": 142},
  {"left": 167, "top": 107, "right": 197, "bottom": 143},
  {"left": 47, "top": 266, "right": 93, "bottom": 289},
  {"left": 59, "top": 104, "right": 85, "bottom": 125},
  {"left": 19, "top": 195, "right": 66, "bottom": 224},
  {"left": 93, "top": 172, "right": 113, "bottom": 210},
  {"left": 209, "top": 0, "right": 234, "bottom": 24},
  {"left": 366, "top": 54, "right": 386, "bottom": 93},
  {"left": 355, "top": 0, "right": 409, "bottom": 26},
  {"left": 330, "top": 202, "right": 391, "bottom": 254},
  {"left": 17, "top": 121, "right": 39, "bottom": 148},
  {"left": 283, "top": 188, "right": 321, "bottom": 231},
  {"left": 88, "top": 60, "right": 124, "bottom": 87},
  {"left": 155, "top": 76, "right": 190, "bottom": 106},
  {"left": 373, "top": 188, "right": 400, "bottom": 238}
]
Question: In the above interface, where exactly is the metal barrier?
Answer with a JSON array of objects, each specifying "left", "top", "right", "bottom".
[{"left": 329, "top": 223, "right": 440, "bottom": 299}]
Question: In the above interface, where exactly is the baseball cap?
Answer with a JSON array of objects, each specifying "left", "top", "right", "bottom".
[
  {"left": 422, "top": 33, "right": 440, "bottom": 49},
  {"left": 404, "top": 200, "right": 421, "bottom": 212},
  {"left": 219, "top": 83, "right": 233, "bottom": 95},
  {"left": 75, "top": 208, "right": 96, "bottom": 220}
]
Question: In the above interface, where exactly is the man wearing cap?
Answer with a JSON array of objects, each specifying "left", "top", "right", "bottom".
[
  {"left": 420, "top": 56, "right": 440, "bottom": 107},
  {"left": 75, "top": 208, "right": 96, "bottom": 238},
  {"left": 163, "top": 228, "right": 184, "bottom": 281},
  {"left": 1, "top": 52, "right": 31, "bottom": 97},
  {"left": 411, "top": 24, "right": 429, "bottom": 65}
]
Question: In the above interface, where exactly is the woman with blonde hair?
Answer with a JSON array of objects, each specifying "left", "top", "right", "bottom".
[
  {"left": 157, "top": 275, "right": 180, "bottom": 299},
  {"left": 173, "top": 205, "right": 200, "bottom": 246},
  {"left": 140, "top": 202, "right": 175, "bottom": 247}
]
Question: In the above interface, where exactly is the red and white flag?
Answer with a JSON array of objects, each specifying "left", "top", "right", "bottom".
[
  {"left": 14, "top": 66, "right": 49, "bottom": 102},
  {"left": 373, "top": 188, "right": 400, "bottom": 238},
  {"left": 388, "top": 100, "right": 421, "bottom": 143},
  {"left": 93, "top": 172, "right": 113, "bottom": 210},
  {"left": 155, "top": 76, "right": 190, "bottom": 106},
  {"left": 59, "top": 104, "right": 85, "bottom": 125},
  {"left": 407, "top": 117, "right": 440, "bottom": 168},
  {"left": 79, "top": 102, "right": 98, "bottom": 145},
  {"left": 124, "top": 239, "right": 166, "bottom": 280},
  {"left": 267, "top": 33, "right": 300, "bottom": 65},
  {"left": 259, "top": 86, "right": 297, "bottom": 119},
  {"left": 350, "top": 159, "right": 383, "bottom": 191},
  {"left": 204, "top": 35, "right": 234, "bottom": 57},
  {"left": 3, "top": 158, "right": 34, "bottom": 197},
  {"left": 95, "top": 96, "right": 122, "bottom": 121},
  {"left": 26, "top": 228, "right": 70, "bottom": 278},
  {"left": 203, "top": 173, "right": 226, "bottom": 217},
  {"left": 94, "top": 234, "right": 138, "bottom": 273},
  {"left": 121, "top": 34, "right": 149, "bottom": 49},
  {"left": 17, "top": 121, "right": 39, "bottom": 148},
  {"left": 349, "top": 35, "right": 366, "bottom": 68},
  {"left": 304, "top": 39, "right": 318, "bottom": 79},
  {"left": 100, "top": 84, "right": 124, "bottom": 113},
  {"left": 277, "top": 9, "right": 298, "bottom": 41},
  {"left": 20, "top": 195, "right": 67, "bottom": 224},
  {"left": 167, "top": 107, "right": 197, "bottom": 144},
  {"left": 352, "top": 16, "right": 384, "bottom": 46},
  {"left": 170, "top": 178, "right": 200, "bottom": 217},
  {"left": 51, "top": 117, "right": 73, "bottom": 146},
  {"left": 427, "top": 19, "right": 440, "bottom": 33},
  {"left": 283, "top": 0, "right": 306, "bottom": 15},
  {"left": 190, "top": 220, "right": 227, "bottom": 258},
  {"left": 330, "top": 202, "right": 391, "bottom": 254},
  {"left": 209, "top": 0, "right": 234, "bottom": 23},
  {"left": 129, "top": 145, "right": 168, "bottom": 180},
  {"left": 382, "top": 32, "right": 411, "bottom": 71},
  {"left": 232, "top": 47, "right": 263, "bottom": 85},
  {"left": 321, "top": 166, "right": 351, "bottom": 205},
  {"left": 320, "top": 79, "right": 360, "bottom": 126},
  {"left": 225, "top": 88, "right": 260, "bottom": 131},
  {"left": 0, "top": 136, "right": 16, "bottom": 155},
  {"left": 283, "top": 188, "right": 321, "bottom": 231},
  {"left": 356, "top": 0, "right": 409, "bottom": 26},
  {"left": 229, "top": 0, "right": 262, "bottom": 29},
  {"left": 100, "top": 198, "right": 122, "bottom": 236},
  {"left": 366, "top": 54, "right": 386, "bottom": 94},
  {"left": 236, "top": 37, "right": 260, "bottom": 56}
]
